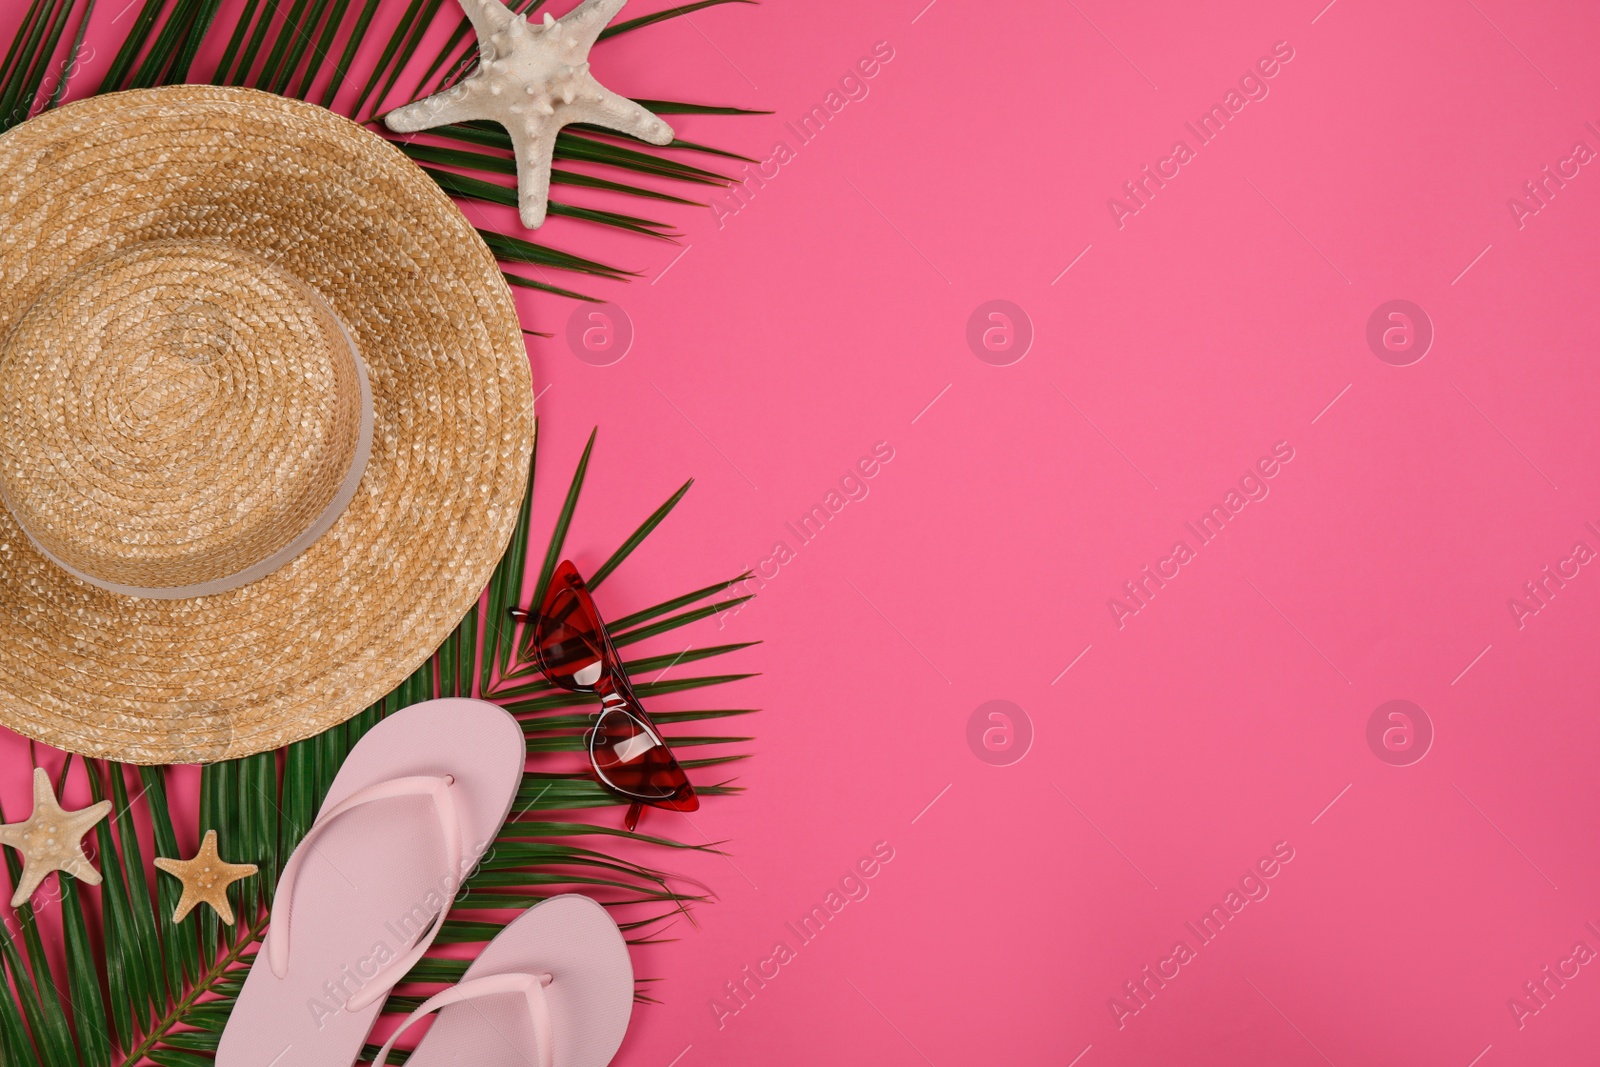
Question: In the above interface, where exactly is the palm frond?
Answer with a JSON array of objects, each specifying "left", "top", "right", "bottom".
[
  {"left": 0, "top": 832, "right": 77, "bottom": 1065},
  {"left": 0, "top": 0, "right": 89, "bottom": 134},
  {"left": 349, "top": 0, "right": 442, "bottom": 117},
  {"left": 317, "top": 0, "right": 384, "bottom": 104},
  {"left": 633, "top": 97, "right": 769, "bottom": 115},
  {"left": 589, "top": 478, "right": 692, "bottom": 588},
  {"left": 420, "top": 167, "right": 678, "bottom": 238},
  {"left": 598, "top": 0, "right": 754, "bottom": 40},
  {"left": 42, "top": 0, "right": 92, "bottom": 109},
  {"left": 57, "top": 871, "right": 112, "bottom": 1067},
  {"left": 128, "top": 0, "right": 226, "bottom": 88},
  {"left": 247, "top": 0, "right": 320, "bottom": 93},
  {"left": 527, "top": 425, "right": 597, "bottom": 626}
]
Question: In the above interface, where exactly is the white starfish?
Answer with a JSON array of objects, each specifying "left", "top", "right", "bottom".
[
  {"left": 386, "top": 0, "right": 674, "bottom": 229},
  {"left": 0, "top": 768, "right": 111, "bottom": 908}
]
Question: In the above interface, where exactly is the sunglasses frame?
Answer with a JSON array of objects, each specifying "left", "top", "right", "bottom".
[{"left": 511, "top": 560, "right": 697, "bottom": 828}]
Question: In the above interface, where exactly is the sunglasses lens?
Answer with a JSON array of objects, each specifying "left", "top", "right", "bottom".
[
  {"left": 590, "top": 705, "right": 698, "bottom": 809},
  {"left": 534, "top": 565, "right": 606, "bottom": 691}
]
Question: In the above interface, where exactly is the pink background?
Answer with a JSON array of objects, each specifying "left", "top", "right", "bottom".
[{"left": 6, "top": 0, "right": 1600, "bottom": 1064}]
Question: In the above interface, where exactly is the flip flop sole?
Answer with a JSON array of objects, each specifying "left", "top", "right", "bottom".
[
  {"left": 217, "top": 698, "right": 525, "bottom": 1067},
  {"left": 405, "top": 894, "right": 634, "bottom": 1067}
]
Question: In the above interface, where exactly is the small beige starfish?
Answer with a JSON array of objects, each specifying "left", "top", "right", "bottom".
[
  {"left": 154, "top": 830, "right": 258, "bottom": 925},
  {"left": 0, "top": 767, "right": 112, "bottom": 908},
  {"left": 385, "top": 0, "right": 674, "bottom": 228}
]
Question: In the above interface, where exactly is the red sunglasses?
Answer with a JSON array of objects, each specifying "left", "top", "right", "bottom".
[{"left": 511, "top": 560, "right": 698, "bottom": 830}]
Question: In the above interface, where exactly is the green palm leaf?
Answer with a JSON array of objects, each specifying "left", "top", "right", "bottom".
[
  {"left": 0, "top": 0, "right": 88, "bottom": 132},
  {"left": 599, "top": 0, "right": 753, "bottom": 38},
  {"left": 86, "top": 765, "right": 158, "bottom": 1042},
  {"left": 0, "top": 842, "right": 77, "bottom": 1065},
  {"left": 57, "top": 872, "right": 112, "bottom": 1067}
]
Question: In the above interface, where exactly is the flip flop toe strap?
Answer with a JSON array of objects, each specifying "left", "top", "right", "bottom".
[
  {"left": 266, "top": 774, "right": 462, "bottom": 1010},
  {"left": 373, "top": 971, "right": 556, "bottom": 1067}
]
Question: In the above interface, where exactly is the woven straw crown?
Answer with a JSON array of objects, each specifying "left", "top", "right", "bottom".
[
  {"left": 0, "top": 86, "right": 535, "bottom": 763},
  {"left": 0, "top": 240, "right": 374, "bottom": 597}
]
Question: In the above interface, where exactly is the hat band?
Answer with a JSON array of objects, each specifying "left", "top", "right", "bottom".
[{"left": 12, "top": 318, "right": 375, "bottom": 601}]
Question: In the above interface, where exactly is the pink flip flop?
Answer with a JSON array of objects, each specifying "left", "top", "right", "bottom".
[
  {"left": 217, "top": 698, "right": 525, "bottom": 1067},
  {"left": 372, "top": 894, "right": 635, "bottom": 1067}
]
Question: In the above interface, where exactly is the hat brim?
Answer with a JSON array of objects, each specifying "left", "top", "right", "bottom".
[{"left": 0, "top": 86, "right": 534, "bottom": 764}]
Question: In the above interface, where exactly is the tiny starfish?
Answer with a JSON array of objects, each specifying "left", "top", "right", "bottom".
[
  {"left": 154, "top": 830, "right": 258, "bottom": 925},
  {"left": 0, "top": 767, "right": 112, "bottom": 908},
  {"left": 386, "top": 0, "right": 674, "bottom": 228}
]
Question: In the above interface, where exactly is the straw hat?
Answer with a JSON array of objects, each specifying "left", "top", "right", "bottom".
[{"left": 0, "top": 86, "right": 534, "bottom": 764}]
